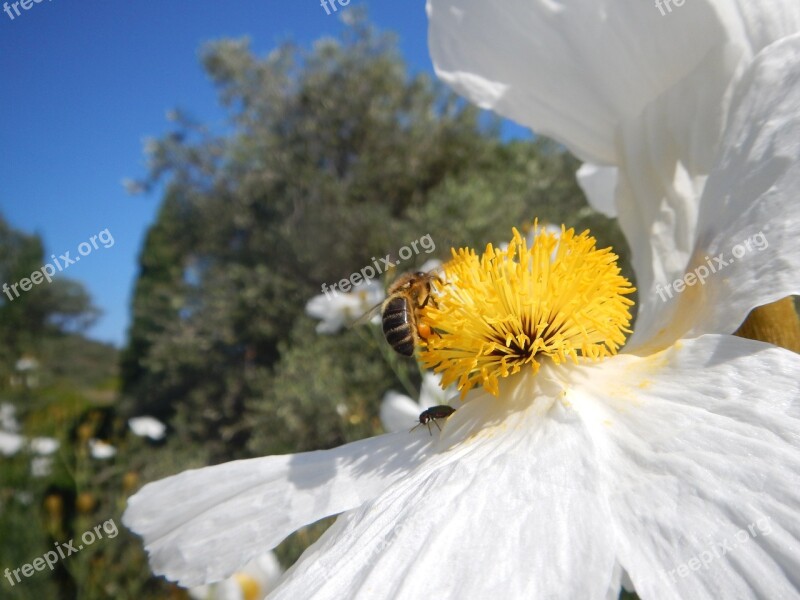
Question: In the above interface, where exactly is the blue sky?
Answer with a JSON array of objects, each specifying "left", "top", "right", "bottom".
[{"left": 0, "top": 0, "right": 529, "bottom": 347}]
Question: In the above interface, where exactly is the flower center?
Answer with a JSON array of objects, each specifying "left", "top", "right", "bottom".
[
  {"left": 420, "top": 223, "right": 635, "bottom": 397},
  {"left": 233, "top": 573, "right": 262, "bottom": 600}
]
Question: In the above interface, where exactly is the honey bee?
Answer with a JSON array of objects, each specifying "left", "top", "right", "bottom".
[
  {"left": 355, "top": 270, "right": 442, "bottom": 356},
  {"left": 380, "top": 271, "right": 442, "bottom": 356}
]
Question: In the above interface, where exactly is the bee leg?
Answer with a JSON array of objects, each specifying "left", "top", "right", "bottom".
[
  {"left": 426, "top": 422, "right": 433, "bottom": 436},
  {"left": 433, "top": 419, "right": 442, "bottom": 432}
]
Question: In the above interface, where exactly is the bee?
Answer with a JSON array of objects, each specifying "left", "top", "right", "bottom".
[
  {"left": 380, "top": 271, "right": 442, "bottom": 356},
  {"left": 411, "top": 405, "right": 456, "bottom": 435}
]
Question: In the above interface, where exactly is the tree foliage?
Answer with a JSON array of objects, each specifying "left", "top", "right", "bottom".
[{"left": 0, "top": 214, "right": 100, "bottom": 387}]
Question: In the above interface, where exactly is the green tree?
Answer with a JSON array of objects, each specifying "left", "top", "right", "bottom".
[
  {"left": 122, "top": 12, "right": 626, "bottom": 462},
  {"left": 0, "top": 214, "right": 99, "bottom": 387}
]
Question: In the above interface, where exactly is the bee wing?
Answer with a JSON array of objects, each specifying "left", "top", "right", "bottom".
[
  {"left": 418, "top": 258, "right": 444, "bottom": 276},
  {"left": 350, "top": 299, "right": 384, "bottom": 328}
]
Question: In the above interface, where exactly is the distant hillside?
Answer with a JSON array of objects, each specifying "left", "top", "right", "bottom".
[{"left": 36, "top": 333, "right": 119, "bottom": 392}]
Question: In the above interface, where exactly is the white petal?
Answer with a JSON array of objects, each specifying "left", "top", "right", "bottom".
[
  {"left": 214, "top": 579, "right": 243, "bottom": 600},
  {"left": 0, "top": 402, "right": 19, "bottom": 432},
  {"left": 427, "top": 0, "right": 800, "bottom": 165},
  {"left": 128, "top": 416, "right": 167, "bottom": 440},
  {"left": 0, "top": 431, "right": 24, "bottom": 456},
  {"left": 379, "top": 391, "right": 421, "bottom": 433},
  {"left": 604, "top": 562, "right": 624, "bottom": 600},
  {"left": 243, "top": 552, "right": 282, "bottom": 592},
  {"left": 620, "top": 569, "right": 636, "bottom": 593},
  {"left": 417, "top": 371, "right": 457, "bottom": 409},
  {"left": 717, "top": 1, "right": 800, "bottom": 52},
  {"left": 89, "top": 439, "right": 117, "bottom": 459},
  {"left": 630, "top": 33, "right": 800, "bottom": 348},
  {"left": 305, "top": 281, "right": 385, "bottom": 335},
  {"left": 187, "top": 584, "right": 211, "bottom": 600},
  {"left": 571, "top": 335, "right": 800, "bottom": 599},
  {"left": 618, "top": 162, "right": 708, "bottom": 350},
  {"left": 576, "top": 163, "right": 618, "bottom": 218},
  {"left": 688, "top": 33, "right": 800, "bottom": 335},
  {"left": 15, "top": 356, "right": 38, "bottom": 371},
  {"left": 30, "top": 456, "right": 52, "bottom": 478},
  {"left": 304, "top": 293, "right": 349, "bottom": 334},
  {"left": 271, "top": 380, "right": 618, "bottom": 599},
  {"left": 29, "top": 437, "right": 59, "bottom": 455},
  {"left": 612, "top": 43, "right": 734, "bottom": 344},
  {"left": 123, "top": 433, "right": 436, "bottom": 587}
]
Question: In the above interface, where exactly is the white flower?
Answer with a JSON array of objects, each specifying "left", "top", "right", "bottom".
[
  {"left": 0, "top": 409, "right": 59, "bottom": 458},
  {"left": 123, "top": 35, "right": 800, "bottom": 599},
  {"left": 0, "top": 403, "right": 19, "bottom": 432},
  {"left": 30, "top": 456, "right": 53, "bottom": 478},
  {"left": 15, "top": 491, "right": 33, "bottom": 505},
  {"left": 427, "top": 0, "right": 800, "bottom": 348},
  {"left": 129, "top": 416, "right": 167, "bottom": 441},
  {"left": 29, "top": 437, "right": 59, "bottom": 455},
  {"left": 428, "top": 0, "right": 800, "bottom": 171},
  {"left": 89, "top": 439, "right": 117, "bottom": 459},
  {"left": 305, "top": 279, "right": 385, "bottom": 334},
  {"left": 189, "top": 552, "right": 282, "bottom": 600},
  {"left": 15, "top": 356, "right": 38, "bottom": 371},
  {"left": 0, "top": 431, "right": 24, "bottom": 456},
  {"left": 379, "top": 372, "right": 458, "bottom": 433}
]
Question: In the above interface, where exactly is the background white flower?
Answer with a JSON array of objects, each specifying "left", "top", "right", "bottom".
[
  {"left": 89, "top": 439, "right": 117, "bottom": 459},
  {"left": 29, "top": 437, "right": 59, "bottom": 455},
  {"left": 30, "top": 456, "right": 53, "bottom": 478},
  {"left": 189, "top": 551, "right": 282, "bottom": 600},
  {"left": 0, "top": 431, "right": 24, "bottom": 456},
  {"left": 128, "top": 416, "right": 167, "bottom": 441},
  {"left": 0, "top": 403, "right": 20, "bottom": 432},
  {"left": 305, "top": 279, "right": 385, "bottom": 334}
]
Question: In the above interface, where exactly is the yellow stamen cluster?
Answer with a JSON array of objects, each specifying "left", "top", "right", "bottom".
[{"left": 420, "top": 223, "right": 635, "bottom": 397}]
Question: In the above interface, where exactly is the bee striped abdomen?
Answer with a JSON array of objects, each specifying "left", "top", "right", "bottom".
[{"left": 382, "top": 296, "right": 415, "bottom": 356}]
